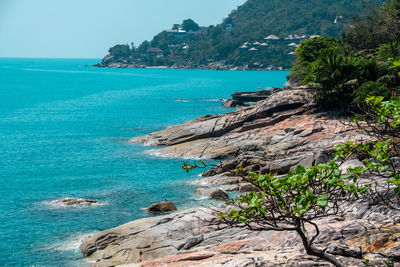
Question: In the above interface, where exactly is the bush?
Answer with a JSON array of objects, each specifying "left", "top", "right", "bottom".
[
  {"left": 353, "top": 81, "right": 390, "bottom": 105},
  {"left": 295, "top": 37, "right": 339, "bottom": 65}
]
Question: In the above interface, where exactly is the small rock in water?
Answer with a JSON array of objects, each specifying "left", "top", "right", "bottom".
[
  {"left": 49, "top": 197, "right": 103, "bottom": 208},
  {"left": 195, "top": 188, "right": 229, "bottom": 200},
  {"left": 146, "top": 201, "right": 177, "bottom": 213}
]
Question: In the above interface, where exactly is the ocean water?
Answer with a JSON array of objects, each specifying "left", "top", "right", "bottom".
[{"left": 0, "top": 58, "right": 288, "bottom": 266}]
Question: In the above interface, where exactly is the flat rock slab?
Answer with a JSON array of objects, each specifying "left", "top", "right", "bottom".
[
  {"left": 80, "top": 208, "right": 263, "bottom": 266},
  {"left": 81, "top": 199, "right": 400, "bottom": 267}
]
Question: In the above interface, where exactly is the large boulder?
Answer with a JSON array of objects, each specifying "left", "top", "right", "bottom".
[{"left": 146, "top": 201, "right": 177, "bottom": 213}]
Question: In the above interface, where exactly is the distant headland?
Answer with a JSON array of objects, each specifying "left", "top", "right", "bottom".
[{"left": 94, "top": 0, "right": 384, "bottom": 70}]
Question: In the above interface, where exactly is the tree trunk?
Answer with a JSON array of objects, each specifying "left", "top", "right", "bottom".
[{"left": 296, "top": 226, "right": 344, "bottom": 267}]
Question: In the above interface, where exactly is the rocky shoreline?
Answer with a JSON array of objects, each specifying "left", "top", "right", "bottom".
[
  {"left": 80, "top": 86, "right": 400, "bottom": 266},
  {"left": 93, "top": 57, "right": 285, "bottom": 71}
]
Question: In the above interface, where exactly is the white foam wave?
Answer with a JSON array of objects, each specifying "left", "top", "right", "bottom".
[
  {"left": 201, "top": 98, "right": 225, "bottom": 102},
  {"left": 145, "top": 149, "right": 203, "bottom": 160},
  {"left": 56, "top": 233, "right": 90, "bottom": 252},
  {"left": 37, "top": 231, "right": 96, "bottom": 255}
]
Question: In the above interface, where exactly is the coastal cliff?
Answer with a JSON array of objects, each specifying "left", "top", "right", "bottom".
[
  {"left": 130, "top": 87, "right": 362, "bottom": 172},
  {"left": 80, "top": 86, "right": 400, "bottom": 266}
]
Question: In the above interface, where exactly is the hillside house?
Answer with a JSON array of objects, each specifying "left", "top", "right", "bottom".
[
  {"left": 174, "top": 30, "right": 188, "bottom": 39},
  {"left": 264, "top": 35, "right": 280, "bottom": 41},
  {"left": 285, "top": 34, "right": 306, "bottom": 40},
  {"left": 147, "top": 47, "right": 164, "bottom": 56}
]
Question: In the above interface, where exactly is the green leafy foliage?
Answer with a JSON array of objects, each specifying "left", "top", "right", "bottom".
[
  {"left": 108, "top": 44, "right": 131, "bottom": 59},
  {"left": 336, "top": 96, "right": 400, "bottom": 194},
  {"left": 295, "top": 37, "right": 339, "bottom": 64},
  {"left": 291, "top": 0, "right": 400, "bottom": 110},
  {"left": 221, "top": 158, "right": 370, "bottom": 226},
  {"left": 354, "top": 82, "right": 390, "bottom": 104},
  {"left": 365, "top": 96, "right": 400, "bottom": 127},
  {"left": 181, "top": 19, "right": 200, "bottom": 32}
]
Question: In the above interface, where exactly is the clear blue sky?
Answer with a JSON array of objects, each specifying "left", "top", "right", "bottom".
[{"left": 0, "top": 0, "right": 245, "bottom": 58}]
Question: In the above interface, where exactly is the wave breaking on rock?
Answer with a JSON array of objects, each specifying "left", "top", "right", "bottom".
[{"left": 44, "top": 197, "right": 106, "bottom": 209}]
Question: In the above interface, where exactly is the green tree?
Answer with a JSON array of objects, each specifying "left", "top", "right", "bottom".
[
  {"left": 108, "top": 44, "right": 131, "bottom": 59},
  {"left": 184, "top": 157, "right": 371, "bottom": 267},
  {"left": 136, "top": 41, "right": 150, "bottom": 54},
  {"left": 181, "top": 19, "right": 199, "bottom": 32},
  {"left": 295, "top": 37, "right": 339, "bottom": 65}
]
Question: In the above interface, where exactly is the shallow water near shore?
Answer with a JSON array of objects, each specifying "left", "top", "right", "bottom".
[{"left": 0, "top": 58, "right": 288, "bottom": 266}]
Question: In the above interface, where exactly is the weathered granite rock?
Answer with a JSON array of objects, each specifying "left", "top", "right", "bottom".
[
  {"left": 339, "top": 159, "right": 364, "bottom": 173},
  {"left": 194, "top": 174, "right": 244, "bottom": 187},
  {"left": 130, "top": 88, "right": 315, "bottom": 148},
  {"left": 80, "top": 208, "right": 262, "bottom": 266},
  {"left": 231, "top": 88, "right": 281, "bottom": 102},
  {"left": 146, "top": 202, "right": 177, "bottom": 213},
  {"left": 130, "top": 88, "right": 366, "bottom": 179},
  {"left": 194, "top": 188, "right": 229, "bottom": 200},
  {"left": 81, "top": 193, "right": 400, "bottom": 267},
  {"left": 221, "top": 99, "right": 246, "bottom": 108}
]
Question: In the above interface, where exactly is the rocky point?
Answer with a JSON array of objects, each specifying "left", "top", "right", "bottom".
[{"left": 80, "top": 86, "right": 400, "bottom": 266}]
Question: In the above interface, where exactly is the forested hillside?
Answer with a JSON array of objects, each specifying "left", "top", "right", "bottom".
[{"left": 97, "top": 0, "right": 384, "bottom": 70}]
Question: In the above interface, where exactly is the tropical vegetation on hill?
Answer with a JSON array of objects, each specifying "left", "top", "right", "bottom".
[
  {"left": 290, "top": 0, "right": 400, "bottom": 109},
  {"left": 99, "top": 0, "right": 384, "bottom": 69}
]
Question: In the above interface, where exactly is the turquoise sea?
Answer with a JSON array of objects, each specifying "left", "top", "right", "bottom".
[{"left": 0, "top": 58, "right": 288, "bottom": 266}]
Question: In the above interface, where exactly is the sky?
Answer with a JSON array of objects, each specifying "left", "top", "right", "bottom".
[{"left": 0, "top": 0, "right": 245, "bottom": 58}]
